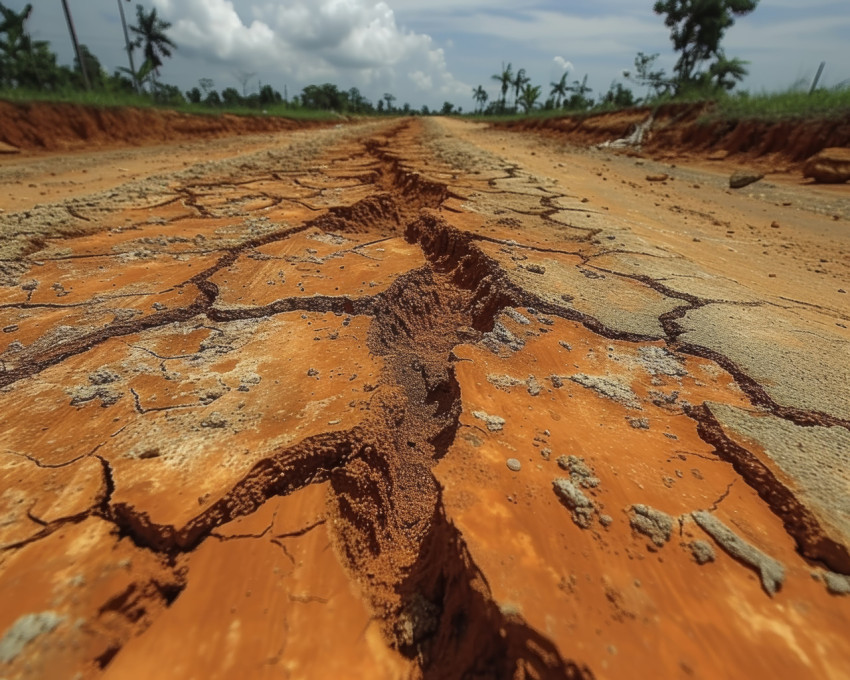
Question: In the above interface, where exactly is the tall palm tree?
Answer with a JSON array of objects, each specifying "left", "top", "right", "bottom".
[
  {"left": 130, "top": 3, "right": 176, "bottom": 94},
  {"left": 571, "top": 74, "right": 593, "bottom": 108},
  {"left": 60, "top": 0, "right": 90, "bottom": 89},
  {"left": 472, "top": 85, "right": 488, "bottom": 113},
  {"left": 512, "top": 68, "right": 529, "bottom": 110},
  {"left": 116, "top": 0, "right": 138, "bottom": 92},
  {"left": 550, "top": 71, "right": 570, "bottom": 109},
  {"left": 491, "top": 62, "right": 512, "bottom": 112},
  {"left": 519, "top": 83, "right": 541, "bottom": 114}
]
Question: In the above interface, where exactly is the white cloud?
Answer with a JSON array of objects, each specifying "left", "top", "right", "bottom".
[
  {"left": 14, "top": 0, "right": 849, "bottom": 108},
  {"left": 553, "top": 57, "right": 574, "bottom": 72},
  {"left": 150, "top": 0, "right": 468, "bottom": 103}
]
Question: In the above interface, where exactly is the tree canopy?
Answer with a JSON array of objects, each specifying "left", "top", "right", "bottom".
[
  {"left": 654, "top": 0, "right": 758, "bottom": 92},
  {"left": 130, "top": 3, "right": 176, "bottom": 90}
]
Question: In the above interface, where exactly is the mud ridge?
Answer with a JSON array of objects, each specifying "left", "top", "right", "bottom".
[
  {"left": 689, "top": 404, "right": 850, "bottom": 573},
  {"left": 104, "top": 429, "right": 364, "bottom": 555}
]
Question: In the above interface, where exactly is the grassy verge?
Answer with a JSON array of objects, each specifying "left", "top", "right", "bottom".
[
  {"left": 0, "top": 88, "right": 340, "bottom": 121},
  {"left": 706, "top": 86, "right": 850, "bottom": 121},
  {"left": 468, "top": 84, "right": 850, "bottom": 123}
]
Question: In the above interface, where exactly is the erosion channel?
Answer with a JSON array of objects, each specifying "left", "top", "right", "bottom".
[{"left": 1, "top": 117, "right": 849, "bottom": 679}]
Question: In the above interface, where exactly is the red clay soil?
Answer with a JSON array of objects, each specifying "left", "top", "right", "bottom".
[
  {"left": 0, "top": 100, "right": 331, "bottom": 152},
  {"left": 1, "top": 112, "right": 849, "bottom": 679},
  {"left": 494, "top": 102, "right": 850, "bottom": 166}
]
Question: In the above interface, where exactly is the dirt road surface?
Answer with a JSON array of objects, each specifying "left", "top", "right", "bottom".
[{"left": 1, "top": 115, "right": 849, "bottom": 679}]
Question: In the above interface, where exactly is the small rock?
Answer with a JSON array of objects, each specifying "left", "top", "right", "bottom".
[
  {"left": 487, "top": 374, "right": 524, "bottom": 391},
  {"left": 688, "top": 540, "right": 716, "bottom": 564},
  {"left": 525, "top": 263, "right": 546, "bottom": 275},
  {"left": 552, "top": 478, "right": 594, "bottom": 528},
  {"left": 729, "top": 170, "right": 764, "bottom": 189},
  {"left": 472, "top": 410, "right": 505, "bottom": 432},
  {"left": 504, "top": 308, "right": 531, "bottom": 325},
  {"left": 692, "top": 510, "right": 785, "bottom": 596},
  {"left": 822, "top": 572, "right": 850, "bottom": 595},
  {"left": 201, "top": 412, "right": 227, "bottom": 429},
  {"left": 707, "top": 149, "right": 729, "bottom": 161},
  {"left": 199, "top": 389, "right": 224, "bottom": 405},
  {"left": 628, "top": 417, "right": 650, "bottom": 430},
  {"left": 569, "top": 373, "right": 640, "bottom": 409},
  {"left": 557, "top": 455, "right": 599, "bottom": 488},
  {"left": 646, "top": 173, "right": 669, "bottom": 182},
  {"left": 629, "top": 504, "right": 674, "bottom": 547},
  {"left": 480, "top": 321, "right": 525, "bottom": 354},
  {"left": 802, "top": 147, "right": 850, "bottom": 184},
  {"left": 506, "top": 458, "right": 522, "bottom": 472}
]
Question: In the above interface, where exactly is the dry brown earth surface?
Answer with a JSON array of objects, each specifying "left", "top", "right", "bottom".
[{"left": 1, "top": 107, "right": 849, "bottom": 680}]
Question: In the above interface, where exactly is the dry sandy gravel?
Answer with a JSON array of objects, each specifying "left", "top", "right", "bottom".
[{"left": 1, "top": 117, "right": 849, "bottom": 679}]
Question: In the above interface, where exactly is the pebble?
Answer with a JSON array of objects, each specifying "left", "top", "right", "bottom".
[{"left": 506, "top": 458, "right": 522, "bottom": 472}]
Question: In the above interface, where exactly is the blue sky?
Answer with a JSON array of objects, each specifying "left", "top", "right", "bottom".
[{"left": 9, "top": 0, "right": 850, "bottom": 109}]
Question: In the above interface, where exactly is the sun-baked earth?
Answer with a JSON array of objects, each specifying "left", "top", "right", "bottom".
[{"left": 1, "top": 106, "right": 849, "bottom": 680}]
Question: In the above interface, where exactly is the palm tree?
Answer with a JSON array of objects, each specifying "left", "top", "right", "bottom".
[
  {"left": 491, "top": 62, "right": 513, "bottom": 112},
  {"left": 116, "top": 0, "right": 138, "bottom": 92},
  {"left": 512, "top": 68, "right": 529, "bottom": 110},
  {"left": 568, "top": 74, "right": 593, "bottom": 109},
  {"left": 519, "top": 83, "right": 542, "bottom": 113},
  {"left": 60, "top": 0, "right": 90, "bottom": 89},
  {"left": 472, "top": 85, "right": 488, "bottom": 113},
  {"left": 130, "top": 3, "right": 176, "bottom": 94},
  {"left": 550, "top": 71, "right": 570, "bottom": 109}
]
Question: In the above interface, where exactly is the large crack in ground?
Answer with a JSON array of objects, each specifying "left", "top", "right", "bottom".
[{"left": 2, "top": 117, "right": 849, "bottom": 679}]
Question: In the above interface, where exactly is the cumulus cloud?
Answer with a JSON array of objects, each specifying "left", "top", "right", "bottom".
[
  {"left": 151, "top": 0, "right": 468, "bottom": 100},
  {"left": 553, "top": 56, "right": 574, "bottom": 72}
]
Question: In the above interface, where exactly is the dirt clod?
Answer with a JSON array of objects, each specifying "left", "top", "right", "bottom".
[{"left": 629, "top": 504, "right": 674, "bottom": 547}]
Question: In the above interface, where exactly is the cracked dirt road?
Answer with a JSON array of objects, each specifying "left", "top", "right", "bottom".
[{"left": 1, "top": 116, "right": 849, "bottom": 679}]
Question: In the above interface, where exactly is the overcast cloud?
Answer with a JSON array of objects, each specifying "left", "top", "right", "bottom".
[{"left": 10, "top": 0, "right": 850, "bottom": 110}]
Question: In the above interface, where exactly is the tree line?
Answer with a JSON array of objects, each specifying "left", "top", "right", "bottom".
[
  {"left": 2, "top": 1, "right": 759, "bottom": 116},
  {"left": 472, "top": 0, "right": 758, "bottom": 115},
  {"left": 0, "top": 2, "right": 460, "bottom": 114}
]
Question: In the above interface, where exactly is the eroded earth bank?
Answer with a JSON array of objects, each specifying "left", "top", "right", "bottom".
[{"left": 1, "top": 116, "right": 849, "bottom": 679}]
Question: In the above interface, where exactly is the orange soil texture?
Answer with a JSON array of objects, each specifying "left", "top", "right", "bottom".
[
  {"left": 1, "top": 113, "right": 849, "bottom": 680},
  {"left": 0, "top": 100, "right": 331, "bottom": 152}
]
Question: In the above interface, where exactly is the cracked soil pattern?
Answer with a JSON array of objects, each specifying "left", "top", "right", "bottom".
[{"left": 1, "top": 114, "right": 849, "bottom": 679}]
